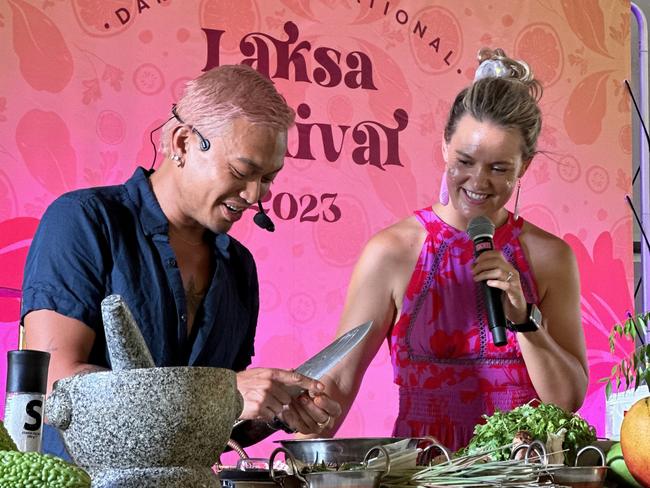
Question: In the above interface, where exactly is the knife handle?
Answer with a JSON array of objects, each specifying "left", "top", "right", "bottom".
[
  {"left": 226, "top": 418, "right": 295, "bottom": 450},
  {"left": 268, "top": 416, "right": 296, "bottom": 433}
]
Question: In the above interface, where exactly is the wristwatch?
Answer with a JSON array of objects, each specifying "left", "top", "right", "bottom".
[{"left": 506, "top": 303, "right": 542, "bottom": 333}]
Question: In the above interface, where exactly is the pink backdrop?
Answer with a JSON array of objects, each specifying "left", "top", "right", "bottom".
[{"left": 0, "top": 0, "right": 633, "bottom": 460}]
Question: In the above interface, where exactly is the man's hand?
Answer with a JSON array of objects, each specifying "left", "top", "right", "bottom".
[
  {"left": 235, "top": 368, "right": 324, "bottom": 420},
  {"left": 235, "top": 367, "right": 341, "bottom": 435}
]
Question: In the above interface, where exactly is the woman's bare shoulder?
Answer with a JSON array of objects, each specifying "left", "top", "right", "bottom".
[
  {"left": 519, "top": 220, "right": 578, "bottom": 280},
  {"left": 361, "top": 216, "right": 425, "bottom": 264}
]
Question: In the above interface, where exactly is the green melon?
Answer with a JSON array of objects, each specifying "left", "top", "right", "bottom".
[{"left": 606, "top": 442, "right": 643, "bottom": 488}]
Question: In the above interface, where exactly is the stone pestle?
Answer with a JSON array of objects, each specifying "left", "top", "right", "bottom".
[{"left": 101, "top": 294, "right": 155, "bottom": 370}]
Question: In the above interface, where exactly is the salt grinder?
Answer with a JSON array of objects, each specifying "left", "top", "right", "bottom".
[{"left": 4, "top": 349, "right": 50, "bottom": 452}]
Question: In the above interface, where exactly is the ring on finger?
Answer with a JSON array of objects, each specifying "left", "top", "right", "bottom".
[
  {"left": 316, "top": 414, "right": 332, "bottom": 429},
  {"left": 505, "top": 271, "right": 513, "bottom": 282}
]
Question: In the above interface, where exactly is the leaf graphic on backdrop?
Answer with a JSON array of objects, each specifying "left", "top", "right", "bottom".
[
  {"left": 15, "top": 110, "right": 77, "bottom": 195},
  {"left": 0, "top": 169, "right": 18, "bottom": 221},
  {"left": 366, "top": 151, "right": 418, "bottom": 219},
  {"left": 8, "top": 0, "right": 74, "bottom": 93},
  {"left": 0, "top": 217, "right": 39, "bottom": 321},
  {"left": 560, "top": 0, "right": 612, "bottom": 58},
  {"left": 278, "top": 0, "right": 316, "bottom": 21},
  {"left": 355, "top": 38, "right": 413, "bottom": 120},
  {"left": 563, "top": 70, "right": 612, "bottom": 145}
]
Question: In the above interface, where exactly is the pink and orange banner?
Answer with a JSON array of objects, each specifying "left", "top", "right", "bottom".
[{"left": 0, "top": 0, "right": 633, "bottom": 458}]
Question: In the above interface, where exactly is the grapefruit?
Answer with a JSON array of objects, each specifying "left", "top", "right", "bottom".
[
  {"left": 409, "top": 6, "right": 462, "bottom": 74},
  {"left": 514, "top": 23, "right": 563, "bottom": 88},
  {"left": 620, "top": 397, "right": 650, "bottom": 487}
]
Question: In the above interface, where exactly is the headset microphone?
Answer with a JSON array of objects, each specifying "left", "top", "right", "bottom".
[
  {"left": 171, "top": 104, "right": 211, "bottom": 152},
  {"left": 197, "top": 133, "right": 211, "bottom": 152},
  {"left": 253, "top": 201, "right": 275, "bottom": 232}
]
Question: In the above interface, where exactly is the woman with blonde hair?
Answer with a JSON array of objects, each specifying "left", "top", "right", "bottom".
[{"left": 317, "top": 48, "right": 588, "bottom": 451}]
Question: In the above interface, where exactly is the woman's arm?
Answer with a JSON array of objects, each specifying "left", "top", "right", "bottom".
[
  {"left": 474, "top": 228, "right": 588, "bottom": 412},
  {"left": 305, "top": 223, "right": 423, "bottom": 437},
  {"left": 515, "top": 236, "right": 588, "bottom": 411}
]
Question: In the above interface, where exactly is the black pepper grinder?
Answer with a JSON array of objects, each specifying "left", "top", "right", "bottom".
[{"left": 4, "top": 349, "right": 50, "bottom": 452}]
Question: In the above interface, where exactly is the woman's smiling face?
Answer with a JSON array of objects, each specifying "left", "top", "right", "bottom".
[{"left": 442, "top": 114, "right": 530, "bottom": 228}]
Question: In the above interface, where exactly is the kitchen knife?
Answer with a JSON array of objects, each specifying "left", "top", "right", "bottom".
[{"left": 228, "top": 320, "right": 373, "bottom": 448}]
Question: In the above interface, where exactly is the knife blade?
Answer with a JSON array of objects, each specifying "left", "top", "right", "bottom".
[
  {"left": 286, "top": 319, "right": 372, "bottom": 396},
  {"left": 228, "top": 320, "right": 373, "bottom": 448}
]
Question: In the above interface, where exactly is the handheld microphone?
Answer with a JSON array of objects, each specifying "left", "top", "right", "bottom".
[
  {"left": 467, "top": 215, "right": 507, "bottom": 347},
  {"left": 253, "top": 201, "right": 275, "bottom": 232}
]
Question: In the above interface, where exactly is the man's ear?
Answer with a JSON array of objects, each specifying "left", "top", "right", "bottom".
[{"left": 171, "top": 125, "right": 191, "bottom": 157}]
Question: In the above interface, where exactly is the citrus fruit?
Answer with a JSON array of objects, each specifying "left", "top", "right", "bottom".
[
  {"left": 72, "top": 0, "right": 134, "bottom": 37},
  {"left": 556, "top": 155, "right": 581, "bottom": 183},
  {"left": 585, "top": 165, "right": 609, "bottom": 194},
  {"left": 199, "top": 0, "right": 259, "bottom": 53},
  {"left": 514, "top": 22, "right": 563, "bottom": 87},
  {"left": 606, "top": 442, "right": 643, "bottom": 488},
  {"left": 409, "top": 6, "right": 462, "bottom": 74},
  {"left": 620, "top": 396, "right": 650, "bottom": 487},
  {"left": 619, "top": 124, "right": 632, "bottom": 154},
  {"left": 96, "top": 110, "right": 125, "bottom": 145},
  {"left": 132, "top": 63, "right": 164, "bottom": 95}
]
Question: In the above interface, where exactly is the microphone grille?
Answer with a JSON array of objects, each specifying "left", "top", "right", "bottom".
[{"left": 467, "top": 215, "right": 495, "bottom": 240}]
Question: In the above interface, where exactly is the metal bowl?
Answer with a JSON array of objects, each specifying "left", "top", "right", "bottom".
[
  {"left": 552, "top": 445, "right": 608, "bottom": 488},
  {"left": 275, "top": 437, "right": 410, "bottom": 465},
  {"left": 552, "top": 466, "right": 608, "bottom": 488}
]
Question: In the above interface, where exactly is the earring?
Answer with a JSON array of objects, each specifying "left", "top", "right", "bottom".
[
  {"left": 513, "top": 179, "right": 521, "bottom": 221},
  {"left": 439, "top": 173, "right": 449, "bottom": 206},
  {"left": 171, "top": 154, "right": 184, "bottom": 168}
]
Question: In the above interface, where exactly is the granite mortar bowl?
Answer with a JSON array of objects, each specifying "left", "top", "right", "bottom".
[{"left": 47, "top": 367, "right": 242, "bottom": 473}]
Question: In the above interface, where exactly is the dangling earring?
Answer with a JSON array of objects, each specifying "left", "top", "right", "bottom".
[
  {"left": 513, "top": 179, "right": 521, "bottom": 221},
  {"left": 171, "top": 154, "right": 184, "bottom": 168},
  {"left": 439, "top": 173, "right": 449, "bottom": 206}
]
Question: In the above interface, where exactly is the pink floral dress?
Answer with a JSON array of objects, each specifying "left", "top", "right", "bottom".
[{"left": 390, "top": 207, "right": 539, "bottom": 451}]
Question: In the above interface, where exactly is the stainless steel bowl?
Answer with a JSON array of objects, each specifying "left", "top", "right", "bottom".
[{"left": 275, "top": 437, "right": 410, "bottom": 465}]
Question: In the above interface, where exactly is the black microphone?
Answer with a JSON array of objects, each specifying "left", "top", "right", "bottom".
[
  {"left": 171, "top": 104, "right": 211, "bottom": 151},
  {"left": 467, "top": 215, "right": 507, "bottom": 347},
  {"left": 253, "top": 200, "right": 275, "bottom": 232}
]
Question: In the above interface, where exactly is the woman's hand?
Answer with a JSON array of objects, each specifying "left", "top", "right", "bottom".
[
  {"left": 281, "top": 391, "right": 342, "bottom": 435},
  {"left": 471, "top": 250, "right": 529, "bottom": 325}
]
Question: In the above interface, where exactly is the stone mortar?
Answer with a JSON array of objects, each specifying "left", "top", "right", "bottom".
[
  {"left": 47, "top": 367, "right": 242, "bottom": 488},
  {"left": 46, "top": 294, "right": 244, "bottom": 487}
]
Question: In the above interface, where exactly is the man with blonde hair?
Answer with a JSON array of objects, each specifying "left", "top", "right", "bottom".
[{"left": 22, "top": 64, "right": 340, "bottom": 458}]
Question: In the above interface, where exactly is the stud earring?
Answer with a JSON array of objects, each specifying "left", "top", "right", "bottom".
[
  {"left": 170, "top": 154, "right": 184, "bottom": 168},
  {"left": 439, "top": 173, "right": 449, "bottom": 206},
  {"left": 513, "top": 179, "right": 521, "bottom": 221}
]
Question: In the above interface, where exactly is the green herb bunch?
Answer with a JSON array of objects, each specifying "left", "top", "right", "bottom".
[
  {"left": 600, "top": 312, "right": 650, "bottom": 398},
  {"left": 460, "top": 402, "right": 596, "bottom": 464}
]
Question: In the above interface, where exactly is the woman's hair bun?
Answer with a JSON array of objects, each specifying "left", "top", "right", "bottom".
[{"left": 475, "top": 47, "right": 542, "bottom": 100}]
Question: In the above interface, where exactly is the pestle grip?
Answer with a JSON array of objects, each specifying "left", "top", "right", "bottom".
[{"left": 101, "top": 295, "right": 155, "bottom": 371}]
